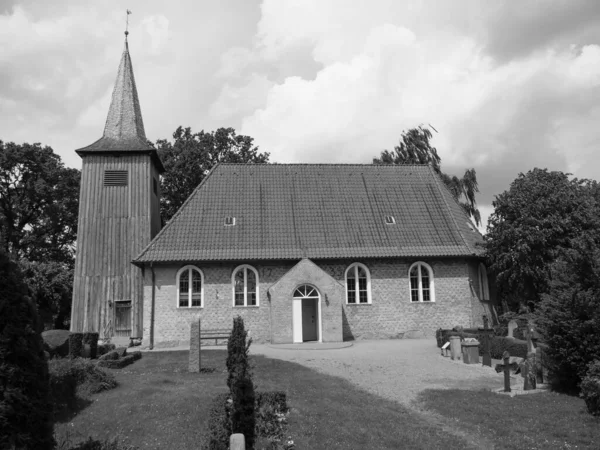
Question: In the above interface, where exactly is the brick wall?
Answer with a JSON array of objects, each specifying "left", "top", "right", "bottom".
[{"left": 142, "top": 257, "right": 484, "bottom": 346}]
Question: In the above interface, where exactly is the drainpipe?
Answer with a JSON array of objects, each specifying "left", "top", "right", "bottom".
[
  {"left": 267, "top": 290, "right": 273, "bottom": 344},
  {"left": 150, "top": 262, "right": 156, "bottom": 350}
]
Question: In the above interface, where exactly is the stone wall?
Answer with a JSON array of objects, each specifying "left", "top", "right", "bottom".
[{"left": 142, "top": 257, "right": 484, "bottom": 347}]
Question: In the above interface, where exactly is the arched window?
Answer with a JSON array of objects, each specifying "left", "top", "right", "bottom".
[
  {"left": 409, "top": 262, "right": 435, "bottom": 302},
  {"left": 345, "top": 263, "right": 371, "bottom": 304},
  {"left": 177, "top": 266, "right": 204, "bottom": 308},
  {"left": 232, "top": 265, "right": 259, "bottom": 307},
  {"left": 478, "top": 263, "right": 490, "bottom": 301}
]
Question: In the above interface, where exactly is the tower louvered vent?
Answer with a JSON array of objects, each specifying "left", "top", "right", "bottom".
[{"left": 104, "top": 170, "right": 128, "bottom": 186}]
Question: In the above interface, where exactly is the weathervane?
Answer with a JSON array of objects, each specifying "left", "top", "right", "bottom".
[{"left": 125, "top": 9, "right": 132, "bottom": 40}]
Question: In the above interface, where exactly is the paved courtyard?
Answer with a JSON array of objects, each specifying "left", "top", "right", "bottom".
[{"left": 250, "top": 339, "right": 511, "bottom": 406}]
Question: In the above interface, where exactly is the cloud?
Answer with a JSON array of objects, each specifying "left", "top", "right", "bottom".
[{"left": 204, "top": 0, "right": 600, "bottom": 231}]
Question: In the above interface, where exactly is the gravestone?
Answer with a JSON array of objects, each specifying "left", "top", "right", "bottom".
[
  {"left": 507, "top": 320, "right": 518, "bottom": 339},
  {"left": 479, "top": 315, "right": 493, "bottom": 367},
  {"left": 449, "top": 336, "right": 462, "bottom": 360},
  {"left": 189, "top": 318, "right": 201, "bottom": 373},
  {"left": 522, "top": 321, "right": 537, "bottom": 390}
]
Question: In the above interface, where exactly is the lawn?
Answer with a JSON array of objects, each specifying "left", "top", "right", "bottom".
[
  {"left": 418, "top": 389, "right": 600, "bottom": 450},
  {"left": 55, "top": 350, "right": 470, "bottom": 450}
]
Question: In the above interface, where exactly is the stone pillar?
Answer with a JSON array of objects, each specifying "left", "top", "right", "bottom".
[{"left": 189, "top": 318, "right": 201, "bottom": 373}]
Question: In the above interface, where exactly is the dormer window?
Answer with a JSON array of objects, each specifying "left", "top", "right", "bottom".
[
  {"left": 225, "top": 217, "right": 236, "bottom": 226},
  {"left": 385, "top": 216, "right": 396, "bottom": 225}
]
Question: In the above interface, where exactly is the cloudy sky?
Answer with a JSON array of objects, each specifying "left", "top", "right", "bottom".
[{"left": 2, "top": 0, "right": 600, "bottom": 230}]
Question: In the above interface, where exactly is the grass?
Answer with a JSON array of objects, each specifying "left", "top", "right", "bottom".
[
  {"left": 418, "top": 389, "right": 600, "bottom": 449},
  {"left": 55, "top": 350, "right": 469, "bottom": 450}
]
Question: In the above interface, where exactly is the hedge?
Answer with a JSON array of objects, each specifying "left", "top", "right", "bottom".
[
  {"left": 96, "top": 351, "right": 142, "bottom": 369},
  {"left": 49, "top": 358, "right": 117, "bottom": 414},
  {"left": 202, "top": 393, "right": 230, "bottom": 450},
  {"left": 580, "top": 360, "right": 600, "bottom": 416},
  {"left": 97, "top": 343, "right": 116, "bottom": 357},
  {"left": 487, "top": 336, "right": 528, "bottom": 359},
  {"left": 69, "top": 332, "right": 84, "bottom": 358},
  {"left": 82, "top": 332, "right": 99, "bottom": 359},
  {"left": 202, "top": 391, "right": 289, "bottom": 450}
]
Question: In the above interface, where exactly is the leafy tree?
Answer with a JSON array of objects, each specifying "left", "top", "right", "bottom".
[
  {"left": 0, "top": 141, "right": 80, "bottom": 329},
  {"left": 0, "top": 141, "right": 80, "bottom": 265},
  {"left": 535, "top": 231, "right": 600, "bottom": 394},
  {"left": 373, "top": 125, "right": 481, "bottom": 226},
  {"left": 19, "top": 259, "right": 73, "bottom": 329},
  {"left": 155, "top": 127, "right": 270, "bottom": 222},
  {"left": 0, "top": 246, "right": 54, "bottom": 449},
  {"left": 484, "top": 168, "right": 598, "bottom": 310}
]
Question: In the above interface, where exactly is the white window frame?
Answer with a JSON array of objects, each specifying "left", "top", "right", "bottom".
[
  {"left": 344, "top": 263, "right": 372, "bottom": 304},
  {"left": 478, "top": 263, "right": 490, "bottom": 301},
  {"left": 176, "top": 265, "right": 204, "bottom": 308},
  {"left": 408, "top": 262, "right": 435, "bottom": 303},
  {"left": 231, "top": 264, "right": 260, "bottom": 307}
]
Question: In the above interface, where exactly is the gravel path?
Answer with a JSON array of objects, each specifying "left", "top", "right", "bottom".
[{"left": 251, "top": 339, "right": 510, "bottom": 406}]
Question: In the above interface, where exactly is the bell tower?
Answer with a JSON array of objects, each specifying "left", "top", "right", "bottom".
[{"left": 71, "top": 33, "right": 163, "bottom": 341}]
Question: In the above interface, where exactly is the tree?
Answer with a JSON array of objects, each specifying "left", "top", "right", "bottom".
[
  {"left": 484, "top": 168, "right": 599, "bottom": 311},
  {"left": 0, "top": 141, "right": 80, "bottom": 329},
  {"left": 155, "top": 127, "right": 270, "bottom": 222},
  {"left": 0, "top": 247, "right": 55, "bottom": 449},
  {"left": 0, "top": 141, "right": 80, "bottom": 266},
  {"left": 535, "top": 231, "right": 600, "bottom": 393},
  {"left": 373, "top": 125, "right": 481, "bottom": 226},
  {"left": 18, "top": 259, "right": 73, "bottom": 329}
]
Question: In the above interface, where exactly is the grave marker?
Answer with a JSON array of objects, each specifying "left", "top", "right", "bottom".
[{"left": 507, "top": 320, "right": 518, "bottom": 339}]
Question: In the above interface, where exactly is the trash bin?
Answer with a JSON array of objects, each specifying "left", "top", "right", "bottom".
[
  {"left": 449, "top": 336, "right": 462, "bottom": 360},
  {"left": 462, "top": 339, "right": 480, "bottom": 364}
]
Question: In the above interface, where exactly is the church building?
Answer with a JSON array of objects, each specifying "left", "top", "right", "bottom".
[{"left": 71, "top": 37, "right": 493, "bottom": 348}]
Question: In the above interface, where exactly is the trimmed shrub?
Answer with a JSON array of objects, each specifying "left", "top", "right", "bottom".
[
  {"left": 97, "top": 343, "right": 116, "bottom": 357},
  {"left": 227, "top": 316, "right": 255, "bottom": 449},
  {"left": 98, "top": 350, "right": 120, "bottom": 361},
  {"left": 202, "top": 393, "right": 230, "bottom": 450},
  {"left": 69, "top": 332, "right": 84, "bottom": 358},
  {"left": 580, "top": 360, "right": 600, "bottom": 416},
  {"left": 256, "top": 391, "right": 287, "bottom": 412},
  {"left": 232, "top": 375, "right": 256, "bottom": 449},
  {"left": 83, "top": 332, "right": 99, "bottom": 359},
  {"left": 61, "top": 436, "right": 138, "bottom": 449},
  {"left": 485, "top": 336, "right": 528, "bottom": 359},
  {"left": 0, "top": 249, "right": 55, "bottom": 449},
  {"left": 96, "top": 351, "right": 142, "bottom": 369},
  {"left": 49, "top": 357, "right": 117, "bottom": 413}
]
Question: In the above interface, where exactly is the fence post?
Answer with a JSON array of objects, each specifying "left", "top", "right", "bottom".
[
  {"left": 503, "top": 351, "right": 511, "bottom": 393},
  {"left": 481, "top": 315, "right": 492, "bottom": 367},
  {"left": 230, "top": 433, "right": 245, "bottom": 450}
]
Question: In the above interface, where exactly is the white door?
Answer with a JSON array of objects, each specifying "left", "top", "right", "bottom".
[{"left": 293, "top": 285, "right": 320, "bottom": 343}]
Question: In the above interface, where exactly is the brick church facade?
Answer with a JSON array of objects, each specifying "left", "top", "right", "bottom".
[{"left": 71, "top": 39, "right": 494, "bottom": 347}]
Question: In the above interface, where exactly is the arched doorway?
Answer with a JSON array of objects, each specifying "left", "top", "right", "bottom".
[{"left": 292, "top": 285, "right": 321, "bottom": 343}]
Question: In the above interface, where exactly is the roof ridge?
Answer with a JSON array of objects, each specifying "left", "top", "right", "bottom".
[
  {"left": 217, "top": 163, "right": 432, "bottom": 167},
  {"left": 427, "top": 165, "right": 478, "bottom": 254},
  {"left": 133, "top": 163, "right": 221, "bottom": 263}
]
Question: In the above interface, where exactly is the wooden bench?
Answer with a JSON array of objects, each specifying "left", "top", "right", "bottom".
[{"left": 200, "top": 329, "right": 230, "bottom": 346}]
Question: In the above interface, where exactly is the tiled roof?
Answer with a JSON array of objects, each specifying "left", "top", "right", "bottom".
[
  {"left": 75, "top": 41, "right": 164, "bottom": 172},
  {"left": 134, "top": 164, "right": 484, "bottom": 263}
]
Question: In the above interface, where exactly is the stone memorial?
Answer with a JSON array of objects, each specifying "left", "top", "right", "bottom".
[
  {"left": 189, "top": 318, "right": 201, "bottom": 373},
  {"left": 507, "top": 319, "right": 518, "bottom": 339}
]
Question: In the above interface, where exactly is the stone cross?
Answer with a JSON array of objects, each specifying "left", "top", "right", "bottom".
[{"left": 507, "top": 320, "right": 518, "bottom": 339}]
